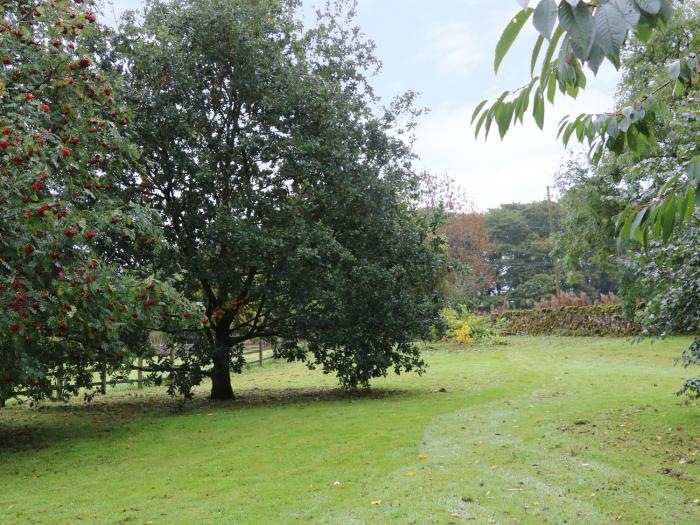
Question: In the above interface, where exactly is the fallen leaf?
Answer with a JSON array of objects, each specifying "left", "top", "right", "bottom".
[
  {"left": 405, "top": 471, "right": 416, "bottom": 477},
  {"left": 418, "top": 454, "right": 428, "bottom": 461},
  {"left": 371, "top": 500, "right": 382, "bottom": 505}
]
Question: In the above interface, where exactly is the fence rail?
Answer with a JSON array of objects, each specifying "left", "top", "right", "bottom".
[{"left": 1, "top": 340, "right": 278, "bottom": 405}]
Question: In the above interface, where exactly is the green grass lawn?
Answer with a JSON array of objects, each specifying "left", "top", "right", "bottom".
[{"left": 2, "top": 336, "right": 700, "bottom": 524}]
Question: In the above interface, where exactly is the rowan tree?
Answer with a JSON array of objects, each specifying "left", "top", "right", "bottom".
[{"left": 0, "top": 0, "right": 196, "bottom": 404}]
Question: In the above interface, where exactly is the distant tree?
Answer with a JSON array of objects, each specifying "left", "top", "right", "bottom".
[
  {"left": 421, "top": 171, "right": 474, "bottom": 213},
  {"left": 441, "top": 212, "right": 495, "bottom": 308},
  {"left": 0, "top": 0, "right": 193, "bottom": 404},
  {"left": 483, "top": 201, "right": 560, "bottom": 308},
  {"left": 110, "top": 0, "right": 445, "bottom": 400}
]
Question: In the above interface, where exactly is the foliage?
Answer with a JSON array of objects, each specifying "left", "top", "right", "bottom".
[
  {"left": 438, "top": 305, "right": 504, "bottom": 345},
  {"left": 534, "top": 290, "right": 620, "bottom": 308},
  {"left": 0, "top": 0, "right": 196, "bottom": 404},
  {"left": 109, "top": 0, "right": 446, "bottom": 399},
  {"left": 484, "top": 201, "right": 562, "bottom": 309},
  {"left": 474, "top": 0, "right": 700, "bottom": 245},
  {"left": 549, "top": 5, "right": 700, "bottom": 396},
  {"left": 625, "top": 227, "right": 700, "bottom": 396},
  {"left": 440, "top": 212, "right": 496, "bottom": 308},
  {"left": 493, "top": 304, "right": 642, "bottom": 337}
]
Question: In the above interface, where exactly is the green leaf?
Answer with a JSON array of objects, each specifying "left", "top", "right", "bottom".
[
  {"left": 630, "top": 206, "right": 648, "bottom": 242},
  {"left": 495, "top": 9, "right": 534, "bottom": 74},
  {"left": 667, "top": 59, "right": 681, "bottom": 80},
  {"left": 558, "top": 1, "right": 594, "bottom": 58},
  {"left": 474, "top": 108, "right": 489, "bottom": 138},
  {"left": 594, "top": 1, "right": 628, "bottom": 59},
  {"left": 531, "top": 34, "right": 545, "bottom": 76},
  {"left": 546, "top": 69, "right": 557, "bottom": 103},
  {"left": 688, "top": 156, "right": 700, "bottom": 183},
  {"left": 540, "top": 26, "right": 565, "bottom": 88},
  {"left": 534, "top": 0, "right": 558, "bottom": 40},
  {"left": 587, "top": 44, "right": 605, "bottom": 74},
  {"left": 608, "top": 0, "right": 641, "bottom": 32},
  {"left": 661, "top": 195, "right": 677, "bottom": 242},
  {"left": 495, "top": 102, "right": 515, "bottom": 139},
  {"left": 634, "top": 0, "right": 661, "bottom": 15},
  {"left": 533, "top": 92, "right": 545, "bottom": 129},
  {"left": 471, "top": 100, "right": 488, "bottom": 124}
]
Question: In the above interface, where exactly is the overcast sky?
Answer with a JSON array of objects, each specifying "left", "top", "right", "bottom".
[{"left": 104, "top": 0, "right": 620, "bottom": 210}]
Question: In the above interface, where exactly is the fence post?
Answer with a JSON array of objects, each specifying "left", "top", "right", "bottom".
[
  {"left": 258, "top": 340, "right": 263, "bottom": 366},
  {"left": 56, "top": 365, "right": 64, "bottom": 401},
  {"left": 137, "top": 357, "right": 143, "bottom": 389},
  {"left": 100, "top": 366, "right": 107, "bottom": 395},
  {"left": 0, "top": 394, "right": 5, "bottom": 408}
]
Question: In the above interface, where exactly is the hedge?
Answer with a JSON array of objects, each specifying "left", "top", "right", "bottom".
[{"left": 491, "top": 304, "right": 642, "bottom": 337}]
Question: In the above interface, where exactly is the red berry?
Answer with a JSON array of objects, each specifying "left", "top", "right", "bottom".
[
  {"left": 24, "top": 245, "right": 34, "bottom": 254},
  {"left": 78, "top": 57, "right": 91, "bottom": 68},
  {"left": 64, "top": 228, "right": 77, "bottom": 237},
  {"left": 10, "top": 323, "right": 20, "bottom": 334},
  {"left": 51, "top": 252, "right": 60, "bottom": 260},
  {"left": 143, "top": 299, "right": 157, "bottom": 308},
  {"left": 83, "top": 230, "right": 97, "bottom": 240},
  {"left": 0, "top": 141, "right": 8, "bottom": 149},
  {"left": 184, "top": 312, "right": 192, "bottom": 319},
  {"left": 110, "top": 216, "right": 119, "bottom": 224},
  {"left": 38, "top": 204, "right": 50, "bottom": 216},
  {"left": 23, "top": 92, "right": 33, "bottom": 101},
  {"left": 1, "top": 128, "right": 11, "bottom": 135},
  {"left": 32, "top": 181, "right": 42, "bottom": 191},
  {"left": 62, "top": 147, "right": 71, "bottom": 157},
  {"left": 40, "top": 103, "right": 49, "bottom": 113}
]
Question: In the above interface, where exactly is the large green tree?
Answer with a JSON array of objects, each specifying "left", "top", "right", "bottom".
[
  {"left": 552, "top": 3, "right": 700, "bottom": 395},
  {"left": 110, "top": 0, "right": 445, "bottom": 400},
  {"left": 0, "top": 0, "right": 193, "bottom": 405}
]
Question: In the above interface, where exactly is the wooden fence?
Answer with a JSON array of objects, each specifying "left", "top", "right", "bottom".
[{"left": 1, "top": 340, "right": 276, "bottom": 404}]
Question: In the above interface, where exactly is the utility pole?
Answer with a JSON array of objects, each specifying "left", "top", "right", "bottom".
[{"left": 546, "top": 186, "right": 562, "bottom": 298}]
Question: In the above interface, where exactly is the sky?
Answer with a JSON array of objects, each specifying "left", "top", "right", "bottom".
[{"left": 104, "top": 0, "right": 621, "bottom": 210}]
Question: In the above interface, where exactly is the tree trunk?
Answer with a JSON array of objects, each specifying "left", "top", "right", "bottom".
[{"left": 210, "top": 349, "right": 234, "bottom": 400}]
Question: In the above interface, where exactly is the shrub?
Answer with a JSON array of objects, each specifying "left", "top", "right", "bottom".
[
  {"left": 439, "top": 306, "right": 506, "bottom": 345},
  {"left": 491, "top": 304, "right": 642, "bottom": 337}
]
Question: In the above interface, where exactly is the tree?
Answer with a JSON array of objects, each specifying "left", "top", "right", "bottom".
[
  {"left": 0, "top": 0, "right": 194, "bottom": 405},
  {"left": 486, "top": 1, "right": 700, "bottom": 395},
  {"left": 484, "top": 201, "right": 560, "bottom": 308},
  {"left": 472, "top": 0, "right": 699, "bottom": 243},
  {"left": 110, "top": 0, "right": 445, "bottom": 400},
  {"left": 549, "top": 4, "right": 700, "bottom": 396},
  {"left": 441, "top": 212, "right": 495, "bottom": 308}
]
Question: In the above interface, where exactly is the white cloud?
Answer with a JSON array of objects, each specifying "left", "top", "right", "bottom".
[
  {"left": 421, "top": 22, "right": 492, "bottom": 76},
  {"left": 414, "top": 71, "right": 619, "bottom": 210}
]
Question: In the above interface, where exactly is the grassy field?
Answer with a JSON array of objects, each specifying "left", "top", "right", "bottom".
[{"left": 1, "top": 336, "right": 700, "bottom": 525}]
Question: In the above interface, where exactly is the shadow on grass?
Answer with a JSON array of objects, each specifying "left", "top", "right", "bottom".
[{"left": 0, "top": 385, "right": 419, "bottom": 455}]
